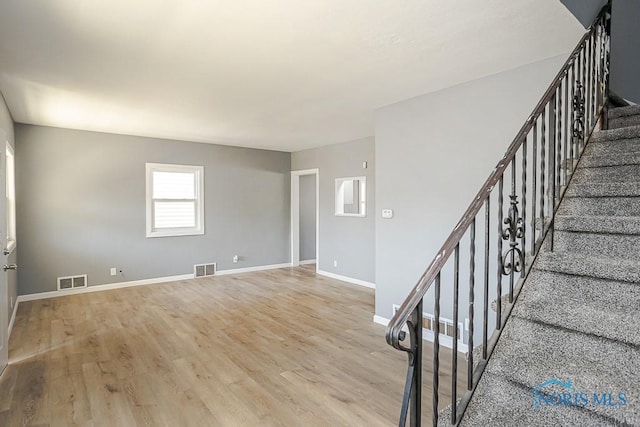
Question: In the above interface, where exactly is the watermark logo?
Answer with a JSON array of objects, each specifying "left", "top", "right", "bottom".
[{"left": 533, "top": 378, "right": 628, "bottom": 409}]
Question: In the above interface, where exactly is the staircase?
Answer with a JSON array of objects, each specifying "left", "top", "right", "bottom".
[{"left": 459, "top": 105, "right": 640, "bottom": 426}]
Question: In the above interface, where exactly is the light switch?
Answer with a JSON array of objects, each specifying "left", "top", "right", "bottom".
[{"left": 382, "top": 209, "right": 393, "bottom": 219}]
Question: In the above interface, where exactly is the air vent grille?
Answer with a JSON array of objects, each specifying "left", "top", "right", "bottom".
[
  {"left": 58, "top": 274, "right": 88, "bottom": 291},
  {"left": 393, "top": 304, "right": 463, "bottom": 340},
  {"left": 194, "top": 263, "right": 217, "bottom": 278}
]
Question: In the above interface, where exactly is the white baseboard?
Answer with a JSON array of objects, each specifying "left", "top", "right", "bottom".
[
  {"left": 215, "top": 263, "right": 292, "bottom": 276},
  {"left": 7, "top": 299, "right": 19, "bottom": 339},
  {"left": 16, "top": 273, "right": 195, "bottom": 303},
  {"left": 317, "top": 270, "right": 375, "bottom": 289},
  {"left": 16, "top": 263, "right": 296, "bottom": 304},
  {"left": 372, "top": 314, "right": 468, "bottom": 353},
  {"left": 299, "top": 259, "right": 316, "bottom": 265},
  {"left": 373, "top": 315, "right": 390, "bottom": 326}
]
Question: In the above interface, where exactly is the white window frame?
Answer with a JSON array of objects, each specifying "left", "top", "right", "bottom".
[
  {"left": 6, "top": 143, "right": 16, "bottom": 254},
  {"left": 146, "top": 163, "right": 204, "bottom": 238}
]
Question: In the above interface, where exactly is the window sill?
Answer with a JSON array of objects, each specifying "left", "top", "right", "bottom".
[{"left": 146, "top": 229, "right": 205, "bottom": 238}]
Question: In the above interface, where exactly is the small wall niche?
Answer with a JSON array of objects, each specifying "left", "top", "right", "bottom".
[{"left": 335, "top": 177, "right": 366, "bottom": 217}]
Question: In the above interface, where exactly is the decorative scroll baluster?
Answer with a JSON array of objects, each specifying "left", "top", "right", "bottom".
[
  {"left": 501, "top": 195, "right": 524, "bottom": 300},
  {"left": 573, "top": 82, "right": 585, "bottom": 155}
]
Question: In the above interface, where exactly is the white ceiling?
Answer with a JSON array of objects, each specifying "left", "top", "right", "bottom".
[{"left": 0, "top": 0, "right": 584, "bottom": 152}]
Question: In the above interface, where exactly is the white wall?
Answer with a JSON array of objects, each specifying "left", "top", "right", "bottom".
[{"left": 374, "top": 53, "right": 569, "bottom": 321}]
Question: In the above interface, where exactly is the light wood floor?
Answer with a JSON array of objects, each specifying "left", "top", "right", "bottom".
[{"left": 0, "top": 265, "right": 465, "bottom": 426}]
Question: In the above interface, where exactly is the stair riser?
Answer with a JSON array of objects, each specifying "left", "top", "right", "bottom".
[
  {"left": 590, "top": 125, "right": 640, "bottom": 142},
  {"left": 609, "top": 114, "right": 640, "bottom": 129},
  {"left": 558, "top": 196, "right": 640, "bottom": 216},
  {"left": 554, "top": 230, "right": 640, "bottom": 261},
  {"left": 608, "top": 104, "right": 640, "bottom": 119},
  {"left": 583, "top": 139, "right": 640, "bottom": 157},
  {"left": 571, "top": 164, "right": 640, "bottom": 183},
  {"left": 579, "top": 152, "right": 640, "bottom": 167}
]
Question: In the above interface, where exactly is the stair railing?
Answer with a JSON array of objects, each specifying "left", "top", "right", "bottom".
[{"left": 385, "top": 3, "right": 612, "bottom": 426}]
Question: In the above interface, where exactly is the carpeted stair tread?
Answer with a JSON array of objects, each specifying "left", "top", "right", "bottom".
[
  {"left": 571, "top": 163, "right": 640, "bottom": 183},
  {"left": 555, "top": 215, "right": 640, "bottom": 234},
  {"left": 535, "top": 251, "right": 640, "bottom": 283},
  {"left": 512, "top": 269, "right": 640, "bottom": 346},
  {"left": 578, "top": 151, "right": 640, "bottom": 168},
  {"left": 583, "top": 138, "right": 640, "bottom": 157},
  {"left": 589, "top": 124, "right": 640, "bottom": 142},
  {"left": 461, "top": 316, "right": 639, "bottom": 426},
  {"left": 554, "top": 230, "right": 640, "bottom": 261},
  {"left": 565, "top": 182, "right": 640, "bottom": 197},
  {"left": 459, "top": 372, "right": 613, "bottom": 427},
  {"left": 558, "top": 196, "right": 640, "bottom": 217},
  {"left": 608, "top": 104, "right": 640, "bottom": 118}
]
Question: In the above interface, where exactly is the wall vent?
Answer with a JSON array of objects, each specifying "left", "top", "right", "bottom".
[
  {"left": 194, "top": 263, "right": 217, "bottom": 278},
  {"left": 393, "top": 304, "right": 464, "bottom": 341},
  {"left": 57, "top": 274, "right": 88, "bottom": 291}
]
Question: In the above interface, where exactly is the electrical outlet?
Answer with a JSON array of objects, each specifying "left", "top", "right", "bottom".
[
  {"left": 333, "top": 260, "right": 338, "bottom": 267},
  {"left": 110, "top": 267, "right": 117, "bottom": 276},
  {"left": 233, "top": 255, "right": 239, "bottom": 263}
]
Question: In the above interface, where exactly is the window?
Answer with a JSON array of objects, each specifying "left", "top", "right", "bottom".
[
  {"left": 335, "top": 177, "right": 366, "bottom": 217},
  {"left": 6, "top": 143, "right": 16, "bottom": 254},
  {"left": 146, "top": 163, "right": 204, "bottom": 237}
]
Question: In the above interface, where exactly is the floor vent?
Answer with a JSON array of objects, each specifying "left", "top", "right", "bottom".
[
  {"left": 57, "top": 274, "right": 88, "bottom": 290},
  {"left": 194, "top": 263, "right": 217, "bottom": 278}
]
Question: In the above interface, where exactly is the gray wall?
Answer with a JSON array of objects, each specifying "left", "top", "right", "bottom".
[
  {"left": 292, "top": 137, "right": 375, "bottom": 283},
  {"left": 299, "top": 174, "right": 316, "bottom": 261},
  {"left": 374, "top": 54, "right": 568, "bottom": 320},
  {"left": 561, "top": 0, "right": 640, "bottom": 103},
  {"left": 610, "top": 0, "right": 640, "bottom": 103},
  {"left": 560, "top": 0, "right": 607, "bottom": 27},
  {"left": 0, "top": 93, "right": 17, "bottom": 323},
  {"left": 16, "top": 125, "right": 291, "bottom": 295}
]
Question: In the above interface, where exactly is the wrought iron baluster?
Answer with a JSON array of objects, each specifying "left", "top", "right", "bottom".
[
  {"left": 540, "top": 109, "right": 546, "bottom": 238},
  {"left": 451, "top": 245, "right": 460, "bottom": 425},
  {"left": 432, "top": 274, "right": 441, "bottom": 427},
  {"left": 570, "top": 65, "right": 576, "bottom": 167},
  {"left": 589, "top": 33, "right": 597, "bottom": 126},
  {"left": 468, "top": 218, "right": 475, "bottom": 391},
  {"left": 549, "top": 93, "right": 557, "bottom": 250},
  {"left": 521, "top": 139, "right": 527, "bottom": 276},
  {"left": 501, "top": 164, "right": 524, "bottom": 304},
  {"left": 497, "top": 176, "right": 504, "bottom": 328},
  {"left": 399, "top": 302, "right": 423, "bottom": 427},
  {"left": 557, "top": 85, "right": 563, "bottom": 197},
  {"left": 482, "top": 197, "right": 490, "bottom": 360},
  {"left": 563, "top": 73, "right": 569, "bottom": 186},
  {"left": 531, "top": 125, "right": 537, "bottom": 255},
  {"left": 573, "top": 82, "right": 585, "bottom": 160}
]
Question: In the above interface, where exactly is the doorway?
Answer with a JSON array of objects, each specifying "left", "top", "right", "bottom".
[
  {"left": 291, "top": 169, "right": 319, "bottom": 271},
  {"left": 0, "top": 132, "right": 9, "bottom": 376}
]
